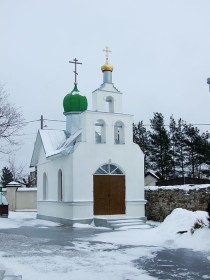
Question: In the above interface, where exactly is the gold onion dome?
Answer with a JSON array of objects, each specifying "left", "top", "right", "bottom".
[
  {"left": 101, "top": 62, "right": 113, "bottom": 72},
  {"left": 101, "top": 46, "right": 113, "bottom": 72}
]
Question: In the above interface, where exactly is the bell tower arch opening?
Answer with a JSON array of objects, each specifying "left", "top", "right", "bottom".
[
  {"left": 106, "top": 96, "right": 114, "bottom": 113},
  {"left": 95, "top": 119, "right": 106, "bottom": 143},
  {"left": 114, "top": 121, "right": 125, "bottom": 144}
]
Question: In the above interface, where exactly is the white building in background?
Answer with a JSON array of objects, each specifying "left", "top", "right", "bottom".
[
  {"left": 30, "top": 49, "right": 146, "bottom": 225},
  {"left": 145, "top": 171, "right": 160, "bottom": 186}
]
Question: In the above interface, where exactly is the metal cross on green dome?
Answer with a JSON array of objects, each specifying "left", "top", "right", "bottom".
[{"left": 69, "top": 58, "right": 82, "bottom": 85}]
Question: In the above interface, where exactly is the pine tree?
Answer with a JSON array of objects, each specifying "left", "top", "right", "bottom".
[
  {"left": 207, "top": 201, "right": 210, "bottom": 228},
  {"left": 133, "top": 121, "right": 151, "bottom": 172},
  {"left": 133, "top": 113, "right": 210, "bottom": 180},
  {"left": 193, "top": 131, "right": 210, "bottom": 178},
  {"left": 182, "top": 124, "right": 209, "bottom": 178},
  {"left": 183, "top": 124, "right": 197, "bottom": 177},
  {"left": 169, "top": 119, "right": 210, "bottom": 179},
  {"left": 149, "top": 113, "right": 172, "bottom": 180},
  {"left": 171, "top": 118, "right": 187, "bottom": 179},
  {"left": 1, "top": 167, "right": 14, "bottom": 187},
  {"left": 169, "top": 116, "right": 177, "bottom": 178}
]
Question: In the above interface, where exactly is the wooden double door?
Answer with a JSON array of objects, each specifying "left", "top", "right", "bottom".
[{"left": 94, "top": 175, "right": 125, "bottom": 215}]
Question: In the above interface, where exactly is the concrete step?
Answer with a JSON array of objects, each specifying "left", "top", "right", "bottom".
[
  {"left": 0, "top": 269, "right": 22, "bottom": 280},
  {"left": 94, "top": 217, "right": 146, "bottom": 229},
  {"left": 108, "top": 221, "right": 146, "bottom": 230},
  {"left": 108, "top": 219, "right": 142, "bottom": 224},
  {"left": 0, "top": 271, "right": 5, "bottom": 280},
  {"left": 109, "top": 222, "right": 145, "bottom": 228},
  {"left": 3, "top": 276, "right": 22, "bottom": 280}
]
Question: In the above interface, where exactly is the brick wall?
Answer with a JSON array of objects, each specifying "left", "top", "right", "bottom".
[{"left": 145, "top": 185, "right": 210, "bottom": 222}]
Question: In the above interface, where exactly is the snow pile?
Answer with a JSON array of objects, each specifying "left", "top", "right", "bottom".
[
  {"left": 158, "top": 208, "right": 208, "bottom": 234},
  {"left": 156, "top": 208, "right": 209, "bottom": 251},
  {"left": 92, "top": 208, "right": 210, "bottom": 251}
]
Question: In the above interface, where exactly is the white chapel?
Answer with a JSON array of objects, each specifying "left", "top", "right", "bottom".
[{"left": 30, "top": 48, "right": 146, "bottom": 226}]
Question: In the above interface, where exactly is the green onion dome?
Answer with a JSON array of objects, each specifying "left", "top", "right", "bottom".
[{"left": 63, "top": 84, "right": 88, "bottom": 112}]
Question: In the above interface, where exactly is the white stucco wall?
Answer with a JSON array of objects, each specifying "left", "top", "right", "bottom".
[
  {"left": 92, "top": 84, "right": 123, "bottom": 113},
  {"left": 37, "top": 147, "right": 73, "bottom": 203},
  {"left": 145, "top": 174, "right": 158, "bottom": 186},
  {"left": 36, "top": 109, "right": 145, "bottom": 221},
  {"left": 81, "top": 111, "right": 133, "bottom": 144},
  {"left": 72, "top": 141, "right": 145, "bottom": 218},
  {"left": 35, "top": 71, "right": 146, "bottom": 222}
]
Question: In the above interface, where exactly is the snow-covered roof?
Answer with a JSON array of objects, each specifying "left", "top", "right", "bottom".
[
  {"left": 17, "top": 188, "right": 37, "bottom": 192},
  {"left": 93, "top": 82, "right": 122, "bottom": 94},
  {"left": 6, "top": 181, "right": 21, "bottom": 186},
  {"left": 145, "top": 171, "right": 160, "bottom": 180},
  {"left": 52, "top": 129, "right": 81, "bottom": 156},
  {"left": 30, "top": 129, "right": 81, "bottom": 167},
  {"left": 39, "top": 129, "right": 67, "bottom": 156}
]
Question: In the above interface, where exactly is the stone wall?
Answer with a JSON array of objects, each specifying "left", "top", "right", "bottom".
[
  {"left": 156, "top": 177, "right": 210, "bottom": 186},
  {"left": 145, "top": 185, "right": 210, "bottom": 222}
]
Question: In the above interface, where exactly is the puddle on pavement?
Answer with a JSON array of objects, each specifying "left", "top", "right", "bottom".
[{"left": 134, "top": 248, "right": 210, "bottom": 280}]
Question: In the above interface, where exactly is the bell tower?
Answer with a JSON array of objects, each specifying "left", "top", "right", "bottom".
[{"left": 92, "top": 47, "right": 123, "bottom": 113}]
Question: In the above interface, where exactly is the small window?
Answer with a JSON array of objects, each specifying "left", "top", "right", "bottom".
[
  {"left": 114, "top": 121, "right": 125, "bottom": 144},
  {"left": 106, "top": 96, "right": 114, "bottom": 113},
  {"left": 43, "top": 172, "right": 47, "bottom": 200},
  {"left": 58, "top": 169, "right": 63, "bottom": 201},
  {"left": 95, "top": 119, "right": 106, "bottom": 143}
]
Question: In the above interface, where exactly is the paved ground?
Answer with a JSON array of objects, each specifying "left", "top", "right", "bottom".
[
  {"left": 0, "top": 224, "right": 209, "bottom": 279},
  {"left": 134, "top": 248, "right": 210, "bottom": 279},
  {"left": 0, "top": 224, "right": 110, "bottom": 244}
]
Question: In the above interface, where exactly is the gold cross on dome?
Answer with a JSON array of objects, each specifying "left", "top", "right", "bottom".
[{"left": 103, "top": 46, "right": 111, "bottom": 63}]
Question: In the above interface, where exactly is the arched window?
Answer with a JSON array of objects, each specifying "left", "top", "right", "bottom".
[
  {"left": 106, "top": 96, "right": 114, "bottom": 113},
  {"left": 114, "top": 121, "right": 125, "bottom": 144},
  {"left": 43, "top": 172, "right": 47, "bottom": 200},
  {"left": 58, "top": 169, "right": 63, "bottom": 201},
  {"left": 95, "top": 164, "right": 124, "bottom": 174},
  {"left": 95, "top": 119, "right": 106, "bottom": 143}
]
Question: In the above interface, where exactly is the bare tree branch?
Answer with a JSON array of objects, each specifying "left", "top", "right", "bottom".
[
  {"left": 8, "top": 156, "right": 27, "bottom": 181},
  {"left": 0, "top": 85, "right": 25, "bottom": 154}
]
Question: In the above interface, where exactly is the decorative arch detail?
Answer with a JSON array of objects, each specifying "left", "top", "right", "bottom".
[{"left": 94, "top": 164, "right": 124, "bottom": 175}]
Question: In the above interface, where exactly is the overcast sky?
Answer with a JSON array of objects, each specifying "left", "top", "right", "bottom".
[{"left": 1, "top": 0, "right": 210, "bottom": 173}]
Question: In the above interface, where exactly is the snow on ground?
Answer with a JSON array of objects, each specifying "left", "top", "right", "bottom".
[
  {"left": 0, "top": 209, "right": 209, "bottom": 280},
  {"left": 0, "top": 211, "right": 59, "bottom": 228},
  {"left": 91, "top": 208, "right": 210, "bottom": 251}
]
